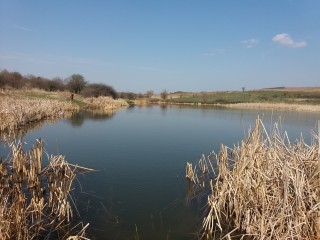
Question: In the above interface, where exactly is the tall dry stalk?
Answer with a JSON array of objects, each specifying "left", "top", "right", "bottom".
[
  {"left": 191, "top": 117, "right": 320, "bottom": 239},
  {"left": 0, "top": 97, "right": 78, "bottom": 134},
  {"left": 83, "top": 96, "right": 129, "bottom": 110},
  {"left": 0, "top": 139, "right": 92, "bottom": 239},
  {"left": 185, "top": 153, "right": 216, "bottom": 205}
]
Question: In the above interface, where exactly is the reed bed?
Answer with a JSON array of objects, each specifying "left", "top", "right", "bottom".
[
  {"left": 0, "top": 139, "right": 92, "bottom": 239},
  {"left": 187, "top": 117, "right": 320, "bottom": 239},
  {"left": 0, "top": 96, "right": 79, "bottom": 133},
  {"left": 84, "top": 96, "right": 129, "bottom": 110}
]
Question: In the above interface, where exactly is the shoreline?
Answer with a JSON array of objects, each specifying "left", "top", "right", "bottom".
[
  {"left": 0, "top": 90, "right": 129, "bottom": 134},
  {"left": 135, "top": 101, "right": 320, "bottom": 113},
  {"left": 1, "top": 88, "right": 319, "bottom": 135},
  {"left": 215, "top": 102, "right": 320, "bottom": 112}
]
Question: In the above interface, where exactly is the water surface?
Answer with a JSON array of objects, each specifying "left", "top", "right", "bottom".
[{"left": 1, "top": 105, "right": 319, "bottom": 239}]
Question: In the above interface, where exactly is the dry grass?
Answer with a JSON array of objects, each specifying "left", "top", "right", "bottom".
[
  {"left": 0, "top": 96, "right": 79, "bottom": 133},
  {"left": 83, "top": 96, "right": 129, "bottom": 110},
  {"left": 187, "top": 118, "right": 320, "bottom": 239},
  {"left": 0, "top": 139, "right": 93, "bottom": 239},
  {"left": 221, "top": 102, "right": 320, "bottom": 112},
  {"left": 262, "top": 87, "right": 320, "bottom": 93},
  {"left": 0, "top": 90, "right": 129, "bottom": 135}
]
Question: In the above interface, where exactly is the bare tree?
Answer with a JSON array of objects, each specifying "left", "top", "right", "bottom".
[
  {"left": 160, "top": 90, "right": 168, "bottom": 100},
  {"left": 49, "top": 77, "right": 66, "bottom": 91},
  {"left": 0, "top": 70, "right": 24, "bottom": 89},
  {"left": 145, "top": 90, "right": 154, "bottom": 99},
  {"left": 242, "top": 87, "right": 246, "bottom": 92},
  {"left": 66, "top": 74, "right": 87, "bottom": 93}
]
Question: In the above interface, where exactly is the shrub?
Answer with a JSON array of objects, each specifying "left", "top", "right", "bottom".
[
  {"left": 160, "top": 90, "right": 168, "bottom": 100},
  {"left": 81, "top": 83, "right": 118, "bottom": 99},
  {"left": 66, "top": 74, "right": 87, "bottom": 93},
  {"left": 0, "top": 70, "right": 24, "bottom": 89},
  {"left": 119, "top": 92, "right": 138, "bottom": 100},
  {"left": 48, "top": 77, "right": 66, "bottom": 91}
]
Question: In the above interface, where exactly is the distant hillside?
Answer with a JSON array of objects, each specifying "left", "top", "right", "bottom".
[{"left": 262, "top": 87, "right": 320, "bottom": 92}]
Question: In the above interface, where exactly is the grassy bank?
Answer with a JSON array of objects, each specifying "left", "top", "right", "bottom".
[
  {"left": 0, "top": 89, "right": 128, "bottom": 134},
  {"left": 133, "top": 88, "right": 320, "bottom": 112},
  {"left": 135, "top": 89, "right": 320, "bottom": 112},
  {"left": 218, "top": 102, "right": 320, "bottom": 112},
  {"left": 186, "top": 118, "right": 320, "bottom": 239},
  {"left": 169, "top": 89, "right": 320, "bottom": 105}
]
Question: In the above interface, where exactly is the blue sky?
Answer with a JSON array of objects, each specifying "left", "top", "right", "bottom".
[{"left": 0, "top": 0, "right": 319, "bottom": 93}]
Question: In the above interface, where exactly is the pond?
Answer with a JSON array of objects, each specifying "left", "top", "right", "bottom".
[{"left": 1, "top": 105, "right": 319, "bottom": 239}]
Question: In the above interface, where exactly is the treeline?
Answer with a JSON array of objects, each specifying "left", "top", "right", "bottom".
[
  {"left": 0, "top": 70, "right": 118, "bottom": 99},
  {"left": 0, "top": 70, "right": 160, "bottom": 100},
  {"left": 0, "top": 70, "right": 65, "bottom": 91},
  {"left": 118, "top": 90, "right": 154, "bottom": 100}
]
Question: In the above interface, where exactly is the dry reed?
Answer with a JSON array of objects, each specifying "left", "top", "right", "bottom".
[
  {"left": 188, "top": 117, "right": 320, "bottom": 239},
  {"left": 185, "top": 154, "right": 216, "bottom": 205},
  {"left": 83, "top": 96, "right": 129, "bottom": 110},
  {"left": 221, "top": 102, "right": 320, "bottom": 112},
  {"left": 0, "top": 97, "right": 79, "bottom": 133},
  {"left": 0, "top": 139, "right": 93, "bottom": 239}
]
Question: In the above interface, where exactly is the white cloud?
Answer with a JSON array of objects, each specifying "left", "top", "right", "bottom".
[
  {"left": 203, "top": 48, "right": 226, "bottom": 56},
  {"left": 272, "top": 33, "right": 306, "bottom": 48},
  {"left": 12, "top": 24, "right": 34, "bottom": 32},
  {"left": 241, "top": 38, "right": 259, "bottom": 48}
]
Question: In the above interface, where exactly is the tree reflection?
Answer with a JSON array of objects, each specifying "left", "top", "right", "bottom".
[
  {"left": 0, "top": 119, "right": 58, "bottom": 142},
  {"left": 66, "top": 110, "right": 115, "bottom": 127}
]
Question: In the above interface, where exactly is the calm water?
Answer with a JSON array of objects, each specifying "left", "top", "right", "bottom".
[{"left": 1, "top": 105, "right": 319, "bottom": 239}]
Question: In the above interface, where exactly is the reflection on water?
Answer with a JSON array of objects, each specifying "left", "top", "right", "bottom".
[
  {"left": 0, "top": 119, "right": 58, "bottom": 143},
  {"left": 1, "top": 105, "right": 319, "bottom": 239},
  {"left": 66, "top": 110, "right": 115, "bottom": 127}
]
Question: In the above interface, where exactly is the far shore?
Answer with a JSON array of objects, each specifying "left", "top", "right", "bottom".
[
  {"left": 1, "top": 88, "right": 320, "bottom": 134},
  {"left": 170, "top": 103, "right": 320, "bottom": 112},
  {"left": 134, "top": 88, "right": 320, "bottom": 113},
  {"left": 219, "top": 102, "right": 320, "bottom": 112},
  {"left": 0, "top": 89, "right": 129, "bottom": 134},
  {"left": 148, "top": 101, "right": 320, "bottom": 112}
]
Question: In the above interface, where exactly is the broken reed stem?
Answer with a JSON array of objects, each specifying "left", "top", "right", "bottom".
[
  {"left": 0, "top": 139, "right": 92, "bottom": 239},
  {"left": 192, "top": 117, "right": 320, "bottom": 240},
  {"left": 186, "top": 162, "right": 197, "bottom": 184}
]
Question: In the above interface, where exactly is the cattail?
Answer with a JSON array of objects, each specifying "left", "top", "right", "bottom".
[{"left": 190, "top": 118, "right": 320, "bottom": 239}]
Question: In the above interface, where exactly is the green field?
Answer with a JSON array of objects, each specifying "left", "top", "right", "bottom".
[{"left": 167, "top": 90, "right": 320, "bottom": 105}]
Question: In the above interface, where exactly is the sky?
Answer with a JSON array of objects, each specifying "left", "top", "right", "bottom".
[{"left": 0, "top": 0, "right": 319, "bottom": 93}]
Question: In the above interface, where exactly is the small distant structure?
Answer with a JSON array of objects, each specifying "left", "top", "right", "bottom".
[{"left": 242, "top": 87, "right": 245, "bottom": 92}]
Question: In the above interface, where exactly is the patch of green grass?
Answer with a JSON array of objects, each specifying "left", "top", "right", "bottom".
[{"left": 169, "top": 90, "right": 320, "bottom": 105}]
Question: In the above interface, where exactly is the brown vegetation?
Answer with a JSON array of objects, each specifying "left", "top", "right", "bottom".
[
  {"left": 222, "top": 102, "right": 320, "bottom": 112},
  {"left": 0, "top": 88, "right": 130, "bottom": 136},
  {"left": 0, "top": 96, "right": 79, "bottom": 134},
  {"left": 0, "top": 70, "right": 65, "bottom": 91},
  {"left": 83, "top": 96, "right": 129, "bottom": 110},
  {"left": 160, "top": 90, "right": 169, "bottom": 100},
  {"left": 0, "top": 139, "right": 93, "bottom": 239},
  {"left": 187, "top": 118, "right": 320, "bottom": 239}
]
